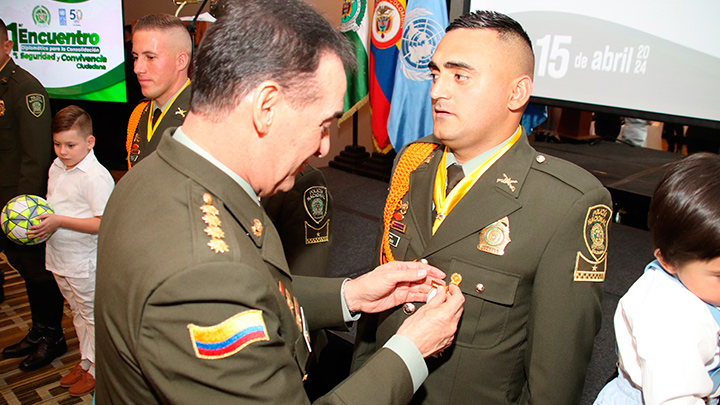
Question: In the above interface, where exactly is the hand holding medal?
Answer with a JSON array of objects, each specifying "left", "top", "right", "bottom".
[{"left": 427, "top": 273, "right": 463, "bottom": 303}]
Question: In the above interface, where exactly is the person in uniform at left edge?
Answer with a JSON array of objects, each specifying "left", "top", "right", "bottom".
[
  {"left": 126, "top": 13, "right": 191, "bottom": 169},
  {"left": 0, "top": 18, "right": 67, "bottom": 371}
]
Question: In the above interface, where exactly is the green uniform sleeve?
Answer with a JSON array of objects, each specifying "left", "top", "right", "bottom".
[
  {"left": 15, "top": 80, "right": 52, "bottom": 197},
  {"left": 137, "top": 263, "right": 414, "bottom": 405},
  {"left": 525, "top": 185, "right": 611, "bottom": 404}
]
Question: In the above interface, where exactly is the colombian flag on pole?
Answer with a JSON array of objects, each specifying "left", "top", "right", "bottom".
[
  {"left": 339, "top": 0, "right": 370, "bottom": 125},
  {"left": 369, "top": 0, "right": 406, "bottom": 153},
  {"left": 387, "top": 0, "right": 448, "bottom": 150}
]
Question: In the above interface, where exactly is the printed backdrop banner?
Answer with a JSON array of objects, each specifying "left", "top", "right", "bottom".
[
  {"left": 1, "top": 0, "right": 126, "bottom": 102},
  {"left": 386, "top": 0, "right": 447, "bottom": 150},
  {"left": 339, "top": 0, "right": 370, "bottom": 125},
  {"left": 369, "top": 0, "right": 406, "bottom": 153}
]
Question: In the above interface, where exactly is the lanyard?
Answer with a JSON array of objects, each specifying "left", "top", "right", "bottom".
[
  {"left": 432, "top": 126, "right": 522, "bottom": 234},
  {"left": 147, "top": 79, "right": 190, "bottom": 142}
]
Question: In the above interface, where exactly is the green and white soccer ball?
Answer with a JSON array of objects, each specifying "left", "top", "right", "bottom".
[{"left": 1, "top": 194, "right": 54, "bottom": 245}]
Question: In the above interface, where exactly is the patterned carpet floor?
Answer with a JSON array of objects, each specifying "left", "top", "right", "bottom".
[{"left": 0, "top": 253, "right": 92, "bottom": 405}]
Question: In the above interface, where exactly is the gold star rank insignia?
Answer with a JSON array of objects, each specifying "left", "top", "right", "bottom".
[
  {"left": 204, "top": 226, "right": 225, "bottom": 239},
  {"left": 208, "top": 238, "right": 229, "bottom": 253},
  {"left": 175, "top": 107, "right": 186, "bottom": 117},
  {"left": 200, "top": 193, "right": 228, "bottom": 253}
]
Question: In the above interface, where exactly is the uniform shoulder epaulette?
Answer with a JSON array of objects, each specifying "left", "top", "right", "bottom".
[{"left": 531, "top": 153, "right": 604, "bottom": 194}]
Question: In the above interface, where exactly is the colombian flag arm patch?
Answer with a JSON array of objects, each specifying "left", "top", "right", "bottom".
[{"left": 187, "top": 309, "right": 269, "bottom": 360}]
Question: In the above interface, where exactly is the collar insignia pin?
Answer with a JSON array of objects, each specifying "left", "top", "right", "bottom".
[
  {"left": 175, "top": 108, "right": 186, "bottom": 117},
  {"left": 497, "top": 173, "right": 518, "bottom": 192},
  {"left": 252, "top": 219, "right": 263, "bottom": 237}
]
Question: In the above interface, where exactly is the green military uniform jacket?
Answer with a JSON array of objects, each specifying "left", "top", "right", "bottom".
[
  {"left": 262, "top": 164, "right": 333, "bottom": 277},
  {"left": 96, "top": 132, "right": 415, "bottom": 404},
  {"left": 353, "top": 134, "right": 612, "bottom": 404},
  {"left": 128, "top": 83, "right": 191, "bottom": 168},
  {"left": 0, "top": 58, "right": 52, "bottom": 205}
]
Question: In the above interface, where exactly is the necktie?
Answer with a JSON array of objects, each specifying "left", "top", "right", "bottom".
[
  {"left": 445, "top": 163, "right": 464, "bottom": 196},
  {"left": 152, "top": 108, "right": 161, "bottom": 127}
]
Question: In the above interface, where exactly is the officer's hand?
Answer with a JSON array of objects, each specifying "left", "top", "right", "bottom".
[
  {"left": 344, "top": 260, "right": 446, "bottom": 314},
  {"left": 396, "top": 284, "right": 464, "bottom": 358}
]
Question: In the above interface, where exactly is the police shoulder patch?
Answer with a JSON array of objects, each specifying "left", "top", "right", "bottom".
[
  {"left": 187, "top": 310, "right": 269, "bottom": 360},
  {"left": 304, "top": 186, "right": 328, "bottom": 224},
  {"left": 26, "top": 93, "right": 45, "bottom": 118},
  {"left": 574, "top": 204, "right": 612, "bottom": 282}
]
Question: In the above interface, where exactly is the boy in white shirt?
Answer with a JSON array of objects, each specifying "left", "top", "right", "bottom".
[
  {"left": 595, "top": 152, "right": 720, "bottom": 405},
  {"left": 29, "top": 105, "right": 114, "bottom": 397}
]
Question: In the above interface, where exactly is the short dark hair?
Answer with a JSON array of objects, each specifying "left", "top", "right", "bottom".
[
  {"left": 648, "top": 153, "right": 720, "bottom": 267},
  {"left": 0, "top": 18, "right": 7, "bottom": 42},
  {"left": 52, "top": 105, "right": 93, "bottom": 138},
  {"left": 190, "top": 0, "right": 356, "bottom": 120},
  {"left": 133, "top": 13, "right": 187, "bottom": 35},
  {"left": 447, "top": 10, "right": 534, "bottom": 78}
]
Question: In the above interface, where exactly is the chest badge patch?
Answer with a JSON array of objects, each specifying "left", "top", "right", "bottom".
[
  {"left": 574, "top": 204, "right": 612, "bottom": 282},
  {"left": 478, "top": 216, "right": 511, "bottom": 256},
  {"left": 187, "top": 310, "right": 269, "bottom": 360}
]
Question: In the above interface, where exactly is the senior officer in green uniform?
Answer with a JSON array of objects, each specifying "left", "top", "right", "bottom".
[
  {"left": 0, "top": 19, "right": 67, "bottom": 371},
  {"left": 95, "top": 1, "right": 465, "bottom": 404},
  {"left": 352, "top": 11, "right": 612, "bottom": 404},
  {"left": 126, "top": 13, "right": 191, "bottom": 169}
]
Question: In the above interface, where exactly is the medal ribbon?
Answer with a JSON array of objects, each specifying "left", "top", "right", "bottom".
[
  {"left": 432, "top": 126, "right": 522, "bottom": 234},
  {"left": 147, "top": 79, "right": 191, "bottom": 142}
]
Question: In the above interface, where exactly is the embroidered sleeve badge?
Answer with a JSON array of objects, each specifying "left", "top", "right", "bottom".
[
  {"left": 304, "top": 186, "right": 328, "bottom": 224},
  {"left": 187, "top": 310, "right": 269, "bottom": 359},
  {"left": 304, "top": 186, "right": 329, "bottom": 244},
  {"left": 26, "top": 93, "right": 46, "bottom": 118},
  {"left": 574, "top": 204, "right": 612, "bottom": 282}
]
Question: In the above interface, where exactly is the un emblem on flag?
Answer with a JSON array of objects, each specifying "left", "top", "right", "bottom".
[{"left": 399, "top": 8, "right": 445, "bottom": 81}]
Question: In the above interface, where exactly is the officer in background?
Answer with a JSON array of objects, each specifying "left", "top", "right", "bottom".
[
  {"left": 353, "top": 11, "right": 612, "bottom": 404},
  {"left": 126, "top": 14, "right": 191, "bottom": 169},
  {"left": 0, "top": 18, "right": 67, "bottom": 371},
  {"left": 263, "top": 164, "right": 333, "bottom": 277}
]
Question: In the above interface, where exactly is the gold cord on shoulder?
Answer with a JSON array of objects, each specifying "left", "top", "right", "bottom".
[{"left": 380, "top": 143, "right": 439, "bottom": 264}]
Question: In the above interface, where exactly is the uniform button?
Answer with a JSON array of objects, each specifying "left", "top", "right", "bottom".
[
  {"left": 403, "top": 303, "right": 416, "bottom": 315},
  {"left": 536, "top": 155, "right": 546, "bottom": 163},
  {"left": 475, "top": 283, "right": 485, "bottom": 293},
  {"left": 302, "top": 374, "right": 308, "bottom": 382}
]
